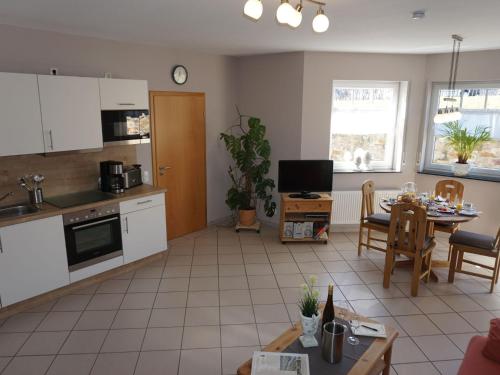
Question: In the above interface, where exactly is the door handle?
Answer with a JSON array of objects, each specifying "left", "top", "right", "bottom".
[
  {"left": 49, "top": 130, "right": 54, "bottom": 150},
  {"left": 159, "top": 166, "right": 172, "bottom": 176},
  {"left": 125, "top": 217, "right": 129, "bottom": 234},
  {"left": 0, "top": 234, "right": 3, "bottom": 253}
]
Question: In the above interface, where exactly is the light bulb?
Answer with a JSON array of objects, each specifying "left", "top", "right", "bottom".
[
  {"left": 276, "top": 1, "right": 294, "bottom": 24},
  {"left": 243, "top": 0, "right": 263, "bottom": 20},
  {"left": 312, "top": 8, "right": 330, "bottom": 33},
  {"left": 288, "top": 4, "right": 303, "bottom": 28}
]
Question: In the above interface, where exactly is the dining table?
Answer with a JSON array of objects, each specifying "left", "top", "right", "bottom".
[{"left": 379, "top": 199, "right": 480, "bottom": 281}]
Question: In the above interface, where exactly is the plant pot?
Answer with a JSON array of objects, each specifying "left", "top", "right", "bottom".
[
  {"left": 239, "top": 208, "right": 256, "bottom": 226},
  {"left": 453, "top": 162, "right": 470, "bottom": 177},
  {"left": 299, "top": 312, "right": 320, "bottom": 347}
]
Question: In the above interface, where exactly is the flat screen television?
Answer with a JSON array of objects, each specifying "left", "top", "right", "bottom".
[{"left": 278, "top": 160, "right": 333, "bottom": 199}]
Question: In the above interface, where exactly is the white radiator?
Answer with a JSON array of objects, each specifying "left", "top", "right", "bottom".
[{"left": 332, "top": 190, "right": 400, "bottom": 225}]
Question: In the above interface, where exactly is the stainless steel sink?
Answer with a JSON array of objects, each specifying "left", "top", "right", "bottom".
[{"left": 0, "top": 204, "right": 40, "bottom": 218}]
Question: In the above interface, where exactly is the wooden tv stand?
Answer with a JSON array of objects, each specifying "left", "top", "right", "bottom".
[{"left": 279, "top": 193, "right": 333, "bottom": 244}]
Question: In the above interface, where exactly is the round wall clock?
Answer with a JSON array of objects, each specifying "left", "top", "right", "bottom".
[{"left": 171, "top": 65, "right": 188, "bottom": 85}]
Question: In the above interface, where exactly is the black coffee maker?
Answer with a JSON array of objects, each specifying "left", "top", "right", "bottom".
[{"left": 100, "top": 160, "right": 125, "bottom": 194}]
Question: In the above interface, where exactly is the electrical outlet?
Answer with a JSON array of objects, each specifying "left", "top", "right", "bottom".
[{"left": 50, "top": 67, "right": 58, "bottom": 76}]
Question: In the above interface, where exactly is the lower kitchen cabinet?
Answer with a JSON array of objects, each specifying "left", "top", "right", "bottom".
[
  {"left": 0, "top": 216, "right": 69, "bottom": 307},
  {"left": 121, "top": 204, "right": 167, "bottom": 264}
]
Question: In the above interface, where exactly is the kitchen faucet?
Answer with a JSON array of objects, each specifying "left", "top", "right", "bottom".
[{"left": 0, "top": 191, "right": 13, "bottom": 203}]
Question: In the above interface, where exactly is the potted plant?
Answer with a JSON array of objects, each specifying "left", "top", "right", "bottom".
[
  {"left": 298, "top": 275, "right": 321, "bottom": 347},
  {"left": 442, "top": 121, "right": 491, "bottom": 176},
  {"left": 220, "top": 112, "right": 276, "bottom": 227}
]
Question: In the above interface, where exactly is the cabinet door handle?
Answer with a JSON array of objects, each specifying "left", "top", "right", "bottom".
[
  {"left": 49, "top": 130, "right": 54, "bottom": 150},
  {"left": 0, "top": 234, "right": 3, "bottom": 253},
  {"left": 118, "top": 103, "right": 135, "bottom": 106},
  {"left": 137, "top": 199, "right": 153, "bottom": 205},
  {"left": 125, "top": 217, "right": 129, "bottom": 234}
]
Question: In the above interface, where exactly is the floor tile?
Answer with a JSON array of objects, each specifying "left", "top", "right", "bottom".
[
  {"left": 120, "top": 293, "right": 157, "bottom": 309},
  {"left": 52, "top": 294, "right": 92, "bottom": 311},
  {"left": 391, "top": 337, "right": 428, "bottom": 363},
  {"left": 163, "top": 266, "right": 191, "bottom": 278},
  {"left": 187, "top": 291, "right": 219, "bottom": 307},
  {"left": 427, "top": 312, "right": 476, "bottom": 334},
  {"left": 292, "top": 252, "right": 319, "bottom": 262},
  {"left": 189, "top": 277, "right": 219, "bottom": 291},
  {"left": 218, "top": 254, "right": 244, "bottom": 265},
  {"left": 447, "top": 332, "right": 478, "bottom": 352},
  {"left": 339, "top": 284, "right": 376, "bottom": 300},
  {"left": 459, "top": 310, "right": 495, "bottom": 331},
  {"left": 185, "top": 307, "right": 220, "bottom": 326},
  {"left": 349, "top": 299, "right": 390, "bottom": 317},
  {"left": 245, "top": 263, "right": 273, "bottom": 276},
  {"left": 220, "top": 290, "right": 252, "bottom": 306},
  {"left": 357, "top": 270, "right": 384, "bottom": 284},
  {"left": 167, "top": 256, "right": 193, "bottom": 266},
  {"left": 413, "top": 335, "right": 464, "bottom": 361},
  {"left": 128, "top": 278, "right": 161, "bottom": 293},
  {"left": 275, "top": 274, "right": 305, "bottom": 288},
  {"left": 96, "top": 279, "right": 131, "bottom": 294},
  {"left": 250, "top": 289, "right": 284, "bottom": 305},
  {"left": 100, "top": 329, "right": 145, "bottom": 353},
  {"left": 280, "top": 288, "right": 301, "bottom": 304},
  {"left": 37, "top": 311, "right": 81, "bottom": 331},
  {"left": 134, "top": 350, "right": 180, "bottom": 375},
  {"left": 373, "top": 316, "right": 408, "bottom": 337},
  {"left": 297, "top": 261, "right": 326, "bottom": 274},
  {"left": 253, "top": 304, "right": 290, "bottom": 323},
  {"left": 272, "top": 263, "right": 301, "bottom": 275},
  {"left": 470, "top": 293, "right": 500, "bottom": 310},
  {"left": 87, "top": 294, "right": 124, "bottom": 310},
  {"left": 0, "top": 357, "right": 10, "bottom": 373},
  {"left": 257, "top": 323, "right": 292, "bottom": 345},
  {"left": 75, "top": 310, "right": 117, "bottom": 330},
  {"left": 192, "top": 255, "right": 218, "bottom": 265},
  {"left": 182, "top": 325, "right": 220, "bottom": 349},
  {"left": 148, "top": 308, "right": 185, "bottom": 327},
  {"left": 412, "top": 296, "right": 454, "bottom": 314},
  {"left": 141, "top": 327, "right": 183, "bottom": 350},
  {"left": 268, "top": 253, "right": 294, "bottom": 263},
  {"left": 393, "top": 362, "right": 440, "bottom": 375},
  {"left": 179, "top": 348, "right": 221, "bottom": 375},
  {"left": 134, "top": 266, "right": 164, "bottom": 279},
  {"left": 221, "top": 324, "right": 260, "bottom": 347},
  {"left": 191, "top": 265, "right": 219, "bottom": 277},
  {"left": 155, "top": 292, "right": 188, "bottom": 308},
  {"left": 248, "top": 275, "right": 278, "bottom": 289},
  {"left": 380, "top": 298, "right": 422, "bottom": 315},
  {"left": 0, "top": 313, "right": 46, "bottom": 333},
  {"left": 221, "top": 306, "right": 255, "bottom": 324},
  {"left": 432, "top": 360, "right": 462, "bottom": 375},
  {"left": 219, "top": 276, "right": 249, "bottom": 290},
  {"left": 111, "top": 309, "right": 151, "bottom": 329},
  {"left": 323, "top": 260, "right": 353, "bottom": 273},
  {"left": 2, "top": 355, "right": 54, "bottom": 375},
  {"left": 59, "top": 330, "right": 107, "bottom": 354},
  {"left": 18, "top": 331, "right": 69, "bottom": 355},
  {"left": 347, "top": 259, "right": 378, "bottom": 271},
  {"left": 331, "top": 272, "right": 363, "bottom": 285},
  {"left": 91, "top": 352, "right": 139, "bottom": 375},
  {"left": 46, "top": 354, "right": 97, "bottom": 375},
  {"left": 367, "top": 283, "right": 405, "bottom": 299},
  {"left": 219, "top": 264, "right": 246, "bottom": 277},
  {"left": 158, "top": 277, "right": 189, "bottom": 292},
  {"left": 439, "top": 295, "right": 484, "bottom": 312},
  {"left": 395, "top": 315, "right": 441, "bottom": 336},
  {"left": 222, "top": 346, "right": 259, "bottom": 375}
]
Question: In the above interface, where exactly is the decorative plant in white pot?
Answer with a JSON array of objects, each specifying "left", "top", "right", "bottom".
[
  {"left": 298, "top": 275, "right": 321, "bottom": 347},
  {"left": 442, "top": 121, "right": 491, "bottom": 176}
]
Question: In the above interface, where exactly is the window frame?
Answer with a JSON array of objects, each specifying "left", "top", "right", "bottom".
[
  {"left": 420, "top": 81, "right": 500, "bottom": 180},
  {"left": 329, "top": 80, "right": 408, "bottom": 173}
]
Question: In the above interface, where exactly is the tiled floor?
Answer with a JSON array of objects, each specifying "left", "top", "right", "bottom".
[{"left": 0, "top": 225, "right": 499, "bottom": 375}]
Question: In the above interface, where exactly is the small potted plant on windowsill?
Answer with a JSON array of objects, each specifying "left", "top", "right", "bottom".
[{"left": 443, "top": 121, "right": 491, "bottom": 176}]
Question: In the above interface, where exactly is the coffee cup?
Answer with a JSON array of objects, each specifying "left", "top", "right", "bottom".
[{"left": 463, "top": 202, "right": 474, "bottom": 212}]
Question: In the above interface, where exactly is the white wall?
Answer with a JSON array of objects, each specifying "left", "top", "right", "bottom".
[{"left": 0, "top": 24, "right": 236, "bottom": 223}]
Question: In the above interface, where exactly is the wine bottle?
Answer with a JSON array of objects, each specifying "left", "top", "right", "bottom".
[{"left": 321, "top": 284, "right": 335, "bottom": 335}]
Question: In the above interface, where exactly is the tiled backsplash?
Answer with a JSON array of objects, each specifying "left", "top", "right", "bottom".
[{"left": 0, "top": 145, "right": 137, "bottom": 206}]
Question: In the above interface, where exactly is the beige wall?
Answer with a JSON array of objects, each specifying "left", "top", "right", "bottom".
[
  {"left": 235, "top": 52, "right": 304, "bottom": 222},
  {"left": 0, "top": 24, "right": 237, "bottom": 223}
]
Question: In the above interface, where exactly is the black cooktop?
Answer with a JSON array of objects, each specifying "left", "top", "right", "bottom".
[{"left": 45, "top": 190, "right": 115, "bottom": 208}]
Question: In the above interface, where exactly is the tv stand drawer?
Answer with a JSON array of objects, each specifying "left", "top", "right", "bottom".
[{"left": 284, "top": 201, "right": 331, "bottom": 213}]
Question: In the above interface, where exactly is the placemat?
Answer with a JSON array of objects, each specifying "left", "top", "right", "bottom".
[{"left": 283, "top": 319, "right": 377, "bottom": 375}]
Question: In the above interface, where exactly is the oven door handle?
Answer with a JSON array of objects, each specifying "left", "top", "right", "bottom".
[{"left": 71, "top": 216, "right": 119, "bottom": 231}]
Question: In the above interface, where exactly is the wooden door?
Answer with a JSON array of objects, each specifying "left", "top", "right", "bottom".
[{"left": 150, "top": 91, "right": 207, "bottom": 239}]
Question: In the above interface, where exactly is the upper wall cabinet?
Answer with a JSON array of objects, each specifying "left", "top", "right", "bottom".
[
  {"left": 0, "top": 73, "right": 45, "bottom": 156},
  {"left": 99, "top": 78, "right": 149, "bottom": 110},
  {"left": 38, "top": 75, "right": 103, "bottom": 152}
]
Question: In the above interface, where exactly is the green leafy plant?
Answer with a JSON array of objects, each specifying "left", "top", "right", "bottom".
[
  {"left": 298, "top": 275, "right": 320, "bottom": 318},
  {"left": 220, "top": 112, "right": 276, "bottom": 217},
  {"left": 442, "top": 121, "right": 491, "bottom": 164}
]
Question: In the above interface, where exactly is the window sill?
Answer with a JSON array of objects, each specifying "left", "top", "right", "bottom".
[
  {"left": 418, "top": 170, "right": 500, "bottom": 183},
  {"left": 334, "top": 169, "right": 401, "bottom": 174}
]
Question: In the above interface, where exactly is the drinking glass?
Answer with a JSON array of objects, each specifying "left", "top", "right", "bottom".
[
  {"left": 348, "top": 312, "right": 360, "bottom": 346},
  {"left": 336, "top": 300, "right": 348, "bottom": 322},
  {"left": 337, "top": 301, "right": 360, "bottom": 346}
]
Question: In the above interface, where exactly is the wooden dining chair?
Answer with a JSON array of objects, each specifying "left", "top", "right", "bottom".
[
  {"left": 434, "top": 179, "right": 465, "bottom": 260},
  {"left": 448, "top": 228, "right": 500, "bottom": 293},
  {"left": 358, "top": 180, "right": 391, "bottom": 256},
  {"left": 383, "top": 202, "right": 436, "bottom": 297}
]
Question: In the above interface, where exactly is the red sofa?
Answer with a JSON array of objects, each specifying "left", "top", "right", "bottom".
[{"left": 458, "top": 330, "right": 500, "bottom": 375}]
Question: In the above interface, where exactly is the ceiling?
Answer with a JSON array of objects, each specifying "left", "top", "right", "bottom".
[{"left": 1, "top": 0, "right": 500, "bottom": 56}]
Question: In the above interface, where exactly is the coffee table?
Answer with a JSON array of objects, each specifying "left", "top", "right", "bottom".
[{"left": 237, "top": 306, "right": 398, "bottom": 375}]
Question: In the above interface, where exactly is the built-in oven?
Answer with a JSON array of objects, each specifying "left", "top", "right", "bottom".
[
  {"left": 63, "top": 203, "right": 123, "bottom": 272},
  {"left": 101, "top": 110, "right": 150, "bottom": 146}
]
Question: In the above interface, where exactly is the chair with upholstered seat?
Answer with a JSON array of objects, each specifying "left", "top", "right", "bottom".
[
  {"left": 448, "top": 228, "right": 500, "bottom": 293},
  {"left": 383, "top": 202, "right": 436, "bottom": 297},
  {"left": 434, "top": 179, "right": 465, "bottom": 259},
  {"left": 357, "top": 180, "right": 391, "bottom": 256}
]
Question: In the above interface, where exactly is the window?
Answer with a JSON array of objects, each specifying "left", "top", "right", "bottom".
[
  {"left": 330, "top": 81, "right": 407, "bottom": 172},
  {"left": 422, "top": 82, "right": 500, "bottom": 179}
]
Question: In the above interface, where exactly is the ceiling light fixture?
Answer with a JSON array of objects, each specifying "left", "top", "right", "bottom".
[
  {"left": 434, "top": 35, "right": 464, "bottom": 124},
  {"left": 244, "top": 0, "right": 264, "bottom": 20},
  {"left": 243, "top": 0, "right": 330, "bottom": 33}
]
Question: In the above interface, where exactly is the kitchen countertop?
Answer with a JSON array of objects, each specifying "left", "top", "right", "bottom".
[{"left": 0, "top": 184, "right": 167, "bottom": 228}]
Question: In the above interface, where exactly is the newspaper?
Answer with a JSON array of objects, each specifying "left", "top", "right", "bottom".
[{"left": 251, "top": 351, "right": 310, "bottom": 375}]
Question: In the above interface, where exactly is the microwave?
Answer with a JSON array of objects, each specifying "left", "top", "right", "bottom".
[{"left": 101, "top": 110, "right": 150, "bottom": 146}]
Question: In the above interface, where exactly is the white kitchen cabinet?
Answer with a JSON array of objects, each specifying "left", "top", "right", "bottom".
[
  {"left": 0, "top": 73, "right": 44, "bottom": 156},
  {"left": 120, "top": 195, "right": 167, "bottom": 264},
  {"left": 0, "top": 216, "right": 69, "bottom": 307},
  {"left": 99, "top": 78, "right": 149, "bottom": 110},
  {"left": 38, "top": 75, "right": 102, "bottom": 152}
]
